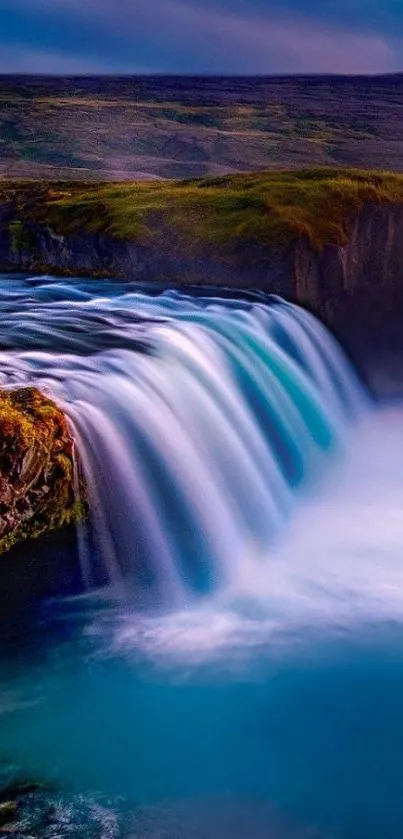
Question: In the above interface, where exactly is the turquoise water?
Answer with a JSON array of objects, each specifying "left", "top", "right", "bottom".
[
  {"left": 1, "top": 277, "right": 403, "bottom": 837},
  {"left": 3, "top": 589, "right": 403, "bottom": 838}
]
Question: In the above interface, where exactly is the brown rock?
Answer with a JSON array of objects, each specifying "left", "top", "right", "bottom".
[
  {"left": 0, "top": 387, "right": 85, "bottom": 554},
  {"left": 0, "top": 802, "right": 17, "bottom": 827}
]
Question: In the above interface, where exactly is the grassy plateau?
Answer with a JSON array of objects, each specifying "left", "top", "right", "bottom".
[{"left": 2, "top": 168, "right": 403, "bottom": 251}]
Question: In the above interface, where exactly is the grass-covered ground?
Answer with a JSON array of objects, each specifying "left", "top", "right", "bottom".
[
  {"left": 2, "top": 75, "right": 403, "bottom": 180},
  {"left": 2, "top": 168, "right": 403, "bottom": 251}
]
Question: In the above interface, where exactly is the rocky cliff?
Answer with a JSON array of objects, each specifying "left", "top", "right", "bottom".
[
  {"left": 293, "top": 202, "right": 403, "bottom": 355},
  {"left": 1, "top": 198, "right": 402, "bottom": 365},
  {"left": 1, "top": 169, "right": 403, "bottom": 392}
]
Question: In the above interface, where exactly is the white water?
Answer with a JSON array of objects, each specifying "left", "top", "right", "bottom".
[
  {"left": 111, "top": 405, "right": 403, "bottom": 668},
  {"left": 0, "top": 277, "right": 363, "bottom": 603},
  {"left": 3, "top": 277, "right": 403, "bottom": 839}
]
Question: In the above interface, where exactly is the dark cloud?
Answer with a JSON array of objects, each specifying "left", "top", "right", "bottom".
[
  {"left": 196, "top": 0, "right": 403, "bottom": 37},
  {"left": 0, "top": 0, "right": 401, "bottom": 74}
]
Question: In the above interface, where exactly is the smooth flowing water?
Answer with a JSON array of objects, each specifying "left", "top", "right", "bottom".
[{"left": 0, "top": 276, "right": 402, "bottom": 839}]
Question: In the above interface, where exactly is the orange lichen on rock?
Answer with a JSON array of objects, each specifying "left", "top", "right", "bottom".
[{"left": 0, "top": 387, "right": 85, "bottom": 554}]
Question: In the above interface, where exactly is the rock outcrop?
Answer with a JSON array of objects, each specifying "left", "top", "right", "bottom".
[{"left": 0, "top": 387, "right": 84, "bottom": 555}]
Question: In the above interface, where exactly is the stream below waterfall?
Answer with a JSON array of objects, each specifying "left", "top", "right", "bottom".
[{"left": 0, "top": 276, "right": 403, "bottom": 838}]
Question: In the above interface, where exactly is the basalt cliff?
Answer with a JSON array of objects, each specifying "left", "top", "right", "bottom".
[{"left": 0, "top": 173, "right": 402, "bottom": 370}]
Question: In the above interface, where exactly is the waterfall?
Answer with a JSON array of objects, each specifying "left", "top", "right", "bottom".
[{"left": 0, "top": 278, "right": 365, "bottom": 602}]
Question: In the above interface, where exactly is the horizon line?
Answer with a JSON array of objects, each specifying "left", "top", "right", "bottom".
[{"left": 0, "top": 70, "right": 403, "bottom": 80}]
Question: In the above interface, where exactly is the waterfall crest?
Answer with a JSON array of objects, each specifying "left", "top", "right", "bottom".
[{"left": 0, "top": 278, "right": 365, "bottom": 601}]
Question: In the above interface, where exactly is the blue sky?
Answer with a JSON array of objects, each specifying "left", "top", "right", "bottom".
[{"left": 0, "top": 0, "right": 402, "bottom": 75}]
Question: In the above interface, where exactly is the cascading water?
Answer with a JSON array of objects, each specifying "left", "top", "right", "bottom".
[
  {"left": 8, "top": 276, "right": 403, "bottom": 839},
  {"left": 0, "top": 276, "right": 364, "bottom": 601}
]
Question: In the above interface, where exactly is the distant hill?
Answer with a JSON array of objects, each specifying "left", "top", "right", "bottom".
[{"left": 1, "top": 74, "right": 403, "bottom": 181}]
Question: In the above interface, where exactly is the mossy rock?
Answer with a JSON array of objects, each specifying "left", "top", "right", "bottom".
[
  {"left": 0, "top": 800, "right": 17, "bottom": 826},
  {"left": 0, "top": 387, "right": 85, "bottom": 555}
]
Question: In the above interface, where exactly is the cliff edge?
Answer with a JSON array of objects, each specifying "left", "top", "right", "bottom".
[{"left": 1, "top": 168, "right": 403, "bottom": 378}]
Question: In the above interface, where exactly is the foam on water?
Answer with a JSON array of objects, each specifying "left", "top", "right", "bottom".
[{"left": 108, "top": 405, "right": 403, "bottom": 668}]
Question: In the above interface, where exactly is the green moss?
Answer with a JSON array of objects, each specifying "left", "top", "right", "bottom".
[
  {"left": 8, "top": 218, "right": 36, "bottom": 255},
  {"left": 0, "top": 387, "right": 86, "bottom": 555},
  {"left": 9, "top": 220, "right": 26, "bottom": 254},
  {"left": 2, "top": 168, "right": 403, "bottom": 253}
]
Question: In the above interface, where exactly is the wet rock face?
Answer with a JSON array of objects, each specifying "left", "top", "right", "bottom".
[{"left": 0, "top": 387, "right": 84, "bottom": 554}]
